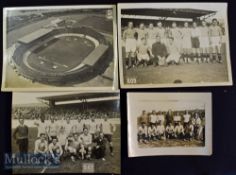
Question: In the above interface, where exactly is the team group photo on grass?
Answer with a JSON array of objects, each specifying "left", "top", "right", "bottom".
[
  {"left": 11, "top": 92, "right": 120, "bottom": 174},
  {"left": 137, "top": 109, "right": 205, "bottom": 148},
  {"left": 127, "top": 92, "right": 212, "bottom": 157},
  {"left": 118, "top": 3, "right": 232, "bottom": 87}
]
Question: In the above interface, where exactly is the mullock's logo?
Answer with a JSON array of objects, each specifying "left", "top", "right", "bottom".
[{"left": 4, "top": 153, "right": 59, "bottom": 169}]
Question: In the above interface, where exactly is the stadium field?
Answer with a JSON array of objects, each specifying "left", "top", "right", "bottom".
[
  {"left": 124, "top": 62, "right": 229, "bottom": 85},
  {"left": 12, "top": 124, "right": 120, "bottom": 174},
  {"left": 139, "top": 139, "right": 204, "bottom": 148},
  {"left": 27, "top": 36, "right": 95, "bottom": 73}
]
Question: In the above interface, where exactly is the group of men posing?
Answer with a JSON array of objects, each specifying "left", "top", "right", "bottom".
[
  {"left": 137, "top": 110, "right": 204, "bottom": 143},
  {"left": 13, "top": 115, "right": 116, "bottom": 163},
  {"left": 123, "top": 18, "right": 224, "bottom": 69}
]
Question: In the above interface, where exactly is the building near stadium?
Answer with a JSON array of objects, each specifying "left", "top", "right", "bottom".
[{"left": 3, "top": 6, "right": 116, "bottom": 90}]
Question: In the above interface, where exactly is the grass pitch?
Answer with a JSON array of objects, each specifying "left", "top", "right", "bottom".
[
  {"left": 27, "top": 36, "right": 95, "bottom": 73},
  {"left": 124, "top": 61, "right": 229, "bottom": 85},
  {"left": 138, "top": 139, "right": 204, "bottom": 148},
  {"left": 12, "top": 125, "right": 120, "bottom": 174}
]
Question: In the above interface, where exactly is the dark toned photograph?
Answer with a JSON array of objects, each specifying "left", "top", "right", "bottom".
[{"left": 11, "top": 92, "right": 120, "bottom": 174}]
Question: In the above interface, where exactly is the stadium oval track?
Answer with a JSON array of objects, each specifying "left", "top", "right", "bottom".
[{"left": 10, "top": 26, "right": 113, "bottom": 86}]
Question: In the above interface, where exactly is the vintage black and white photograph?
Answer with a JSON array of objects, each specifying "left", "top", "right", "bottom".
[
  {"left": 2, "top": 5, "right": 117, "bottom": 91},
  {"left": 127, "top": 92, "right": 212, "bottom": 157},
  {"left": 118, "top": 3, "right": 232, "bottom": 88},
  {"left": 11, "top": 92, "right": 120, "bottom": 174}
]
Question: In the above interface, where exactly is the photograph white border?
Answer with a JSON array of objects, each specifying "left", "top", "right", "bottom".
[
  {"left": 118, "top": 3, "right": 232, "bottom": 88},
  {"left": 127, "top": 92, "right": 212, "bottom": 157},
  {"left": 2, "top": 5, "right": 118, "bottom": 92}
]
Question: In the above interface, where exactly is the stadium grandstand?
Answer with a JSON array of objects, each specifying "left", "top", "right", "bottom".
[
  {"left": 12, "top": 92, "right": 120, "bottom": 120},
  {"left": 121, "top": 8, "right": 217, "bottom": 27}
]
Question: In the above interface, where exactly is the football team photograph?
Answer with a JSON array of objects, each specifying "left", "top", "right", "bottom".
[
  {"left": 118, "top": 3, "right": 232, "bottom": 88},
  {"left": 137, "top": 109, "right": 205, "bottom": 147},
  {"left": 2, "top": 5, "right": 117, "bottom": 91},
  {"left": 11, "top": 92, "right": 120, "bottom": 174},
  {"left": 127, "top": 92, "right": 212, "bottom": 157}
]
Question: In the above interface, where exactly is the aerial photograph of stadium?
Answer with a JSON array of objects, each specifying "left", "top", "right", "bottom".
[
  {"left": 118, "top": 3, "right": 232, "bottom": 88},
  {"left": 2, "top": 5, "right": 117, "bottom": 91},
  {"left": 11, "top": 92, "right": 120, "bottom": 174}
]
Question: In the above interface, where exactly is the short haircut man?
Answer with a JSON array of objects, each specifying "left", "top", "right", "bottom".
[{"left": 13, "top": 118, "right": 29, "bottom": 154}]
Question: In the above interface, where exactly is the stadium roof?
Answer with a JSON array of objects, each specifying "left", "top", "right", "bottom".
[
  {"left": 83, "top": 44, "right": 109, "bottom": 66},
  {"left": 18, "top": 28, "right": 53, "bottom": 44},
  {"left": 121, "top": 8, "right": 216, "bottom": 19},
  {"left": 38, "top": 92, "right": 119, "bottom": 102}
]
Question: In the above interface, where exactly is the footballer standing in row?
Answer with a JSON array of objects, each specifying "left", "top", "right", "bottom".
[{"left": 122, "top": 18, "right": 223, "bottom": 68}]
